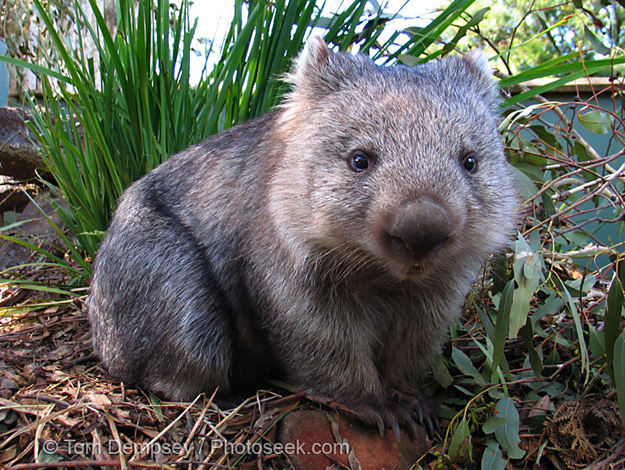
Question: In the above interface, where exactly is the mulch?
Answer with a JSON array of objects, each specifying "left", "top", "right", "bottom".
[
  {"left": 0, "top": 284, "right": 310, "bottom": 470},
  {"left": 2, "top": 269, "right": 625, "bottom": 469}
]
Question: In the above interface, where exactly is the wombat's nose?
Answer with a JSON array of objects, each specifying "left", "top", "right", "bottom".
[{"left": 388, "top": 199, "right": 452, "bottom": 259}]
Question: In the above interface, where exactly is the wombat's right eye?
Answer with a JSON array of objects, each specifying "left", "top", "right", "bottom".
[
  {"left": 348, "top": 151, "right": 372, "bottom": 173},
  {"left": 462, "top": 153, "right": 478, "bottom": 173}
]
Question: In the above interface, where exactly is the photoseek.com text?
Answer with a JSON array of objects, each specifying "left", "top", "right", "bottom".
[{"left": 43, "top": 439, "right": 351, "bottom": 458}]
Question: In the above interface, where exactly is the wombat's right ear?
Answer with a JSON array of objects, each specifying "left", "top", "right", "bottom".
[{"left": 462, "top": 50, "right": 500, "bottom": 110}]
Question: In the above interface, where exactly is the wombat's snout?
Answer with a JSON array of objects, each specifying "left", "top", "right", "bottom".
[{"left": 385, "top": 199, "right": 453, "bottom": 264}]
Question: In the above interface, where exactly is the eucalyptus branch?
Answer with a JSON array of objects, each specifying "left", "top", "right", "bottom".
[
  {"left": 547, "top": 243, "right": 613, "bottom": 263},
  {"left": 553, "top": 161, "right": 625, "bottom": 201},
  {"left": 530, "top": 92, "right": 625, "bottom": 184}
]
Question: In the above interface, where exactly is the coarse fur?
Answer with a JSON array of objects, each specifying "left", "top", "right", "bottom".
[{"left": 86, "top": 38, "right": 519, "bottom": 435}]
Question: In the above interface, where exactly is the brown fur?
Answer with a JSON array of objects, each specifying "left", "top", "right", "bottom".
[{"left": 86, "top": 38, "right": 519, "bottom": 435}]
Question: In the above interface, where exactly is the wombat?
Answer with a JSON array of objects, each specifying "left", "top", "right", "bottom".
[{"left": 86, "top": 38, "right": 518, "bottom": 437}]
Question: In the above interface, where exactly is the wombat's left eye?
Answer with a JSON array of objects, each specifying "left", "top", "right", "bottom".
[
  {"left": 348, "top": 151, "right": 372, "bottom": 173},
  {"left": 462, "top": 153, "right": 478, "bottom": 173}
]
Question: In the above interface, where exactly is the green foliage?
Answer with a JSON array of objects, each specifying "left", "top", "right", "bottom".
[
  {"left": 1, "top": 0, "right": 625, "bottom": 467},
  {"left": 489, "top": 398, "right": 525, "bottom": 460},
  {"left": 3, "top": 0, "right": 620, "bottom": 265},
  {"left": 509, "top": 234, "right": 544, "bottom": 338},
  {"left": 435, "top": 39, "right": 625, "bottom": 464},
  {"left": 396, "top": 0, "right": 478, "bottom": 64},
  {"left": 578, "top": 108, "right": 616, "bottom": 134},
  {"left": 615, "top": 332, "right": 625, "bottom": 424},
  {"left": 453, "top": 0, "right": 625, "bottom": 75},
  {"left": 0, "top": 0, "right": 79, "bottom": 98},
  {"left": 448, "top": 415, "right": 472, "bottom": 464},
  {"left": 1, "top": 0, "right": 484, "bottom": 266},
  {"left": 430, "top": 24, "right": 625, "bottom": 459},
  {"left": 607, "top": 263, "right": 625, "bottom": 379},
  {"left": 481, "top": 440, "right": 506, "bottom": 470}
]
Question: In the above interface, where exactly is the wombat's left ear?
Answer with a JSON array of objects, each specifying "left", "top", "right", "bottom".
[
  {"left": 296, "top": 37, "right": 331, "bottom": 77},
  {"left": 463, "top": 50, "right": 499, "bottom": 107},
  {"left": 288, "top": 37, "right": 342, "bottom": 94}
]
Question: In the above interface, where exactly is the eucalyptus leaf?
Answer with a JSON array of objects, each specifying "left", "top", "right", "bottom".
[
  {"left": 36, "top": 448, "right": 64, "bottom": 464},
  {"left": 541, "top": 191, "right": 557, "bottom": 220},
  {"left": 529, "top": 125, "right": 561, "bottom": 153},
  {"left": 492, "top": 280, "right": 514, "bottom": 376},
  {"left": 509, "top": 235, "right": 544, "bottom": 338},
  {"left": 431, "top": 354, "right": 454, "bottom": 388},
  {"left": 448, "top": 416, "right": 472, "bottom": 464},
  {"left": 483, "top": 416, "right": 507, "bottom": 434},
  {"left": 477, "top": 305, "right": 496, "bottom": 339},
  {"left": 583, "top": 25, "right": 611, "bottom": 55},
  {"left": 606, "top": 273, "right": 625, "bottom": 380},
  {"left": 588, "top": 325, "right": 606, "bottom": 364},
  {"left": 520, "top": 318, "right": 543, "bottom": 378},
  {"left": 452, "top": 347, "right": 487, "bottom": 387},
  {"left": 532, "top": 294, "right": 564, "bottom": 327},
  {"left": 558, "top": 279, "right": 590, "bottom": 380},
  {"left": 578, "top": 109, "right": 614, "bottom": 134},
  {"left": 494, "top": 398, "right": 526, "bottom": 459},
  {"left": 565, "top": 274, "right": 597, "bottom": 297},
  {"left": 613, "top": 333, "right": 625, "bottom": 426},
  {"left": 545, "top": 344, "right": 562, "bottom": 366},
  {"left": 509, "top": 165, "right": 541, "bottom": 201},
  {"left": 481, "top": 440, "right": 507, "bottom": 470}
]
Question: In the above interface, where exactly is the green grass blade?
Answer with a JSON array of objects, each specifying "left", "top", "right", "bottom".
[
  {"left": 0, "top": 55, "right": 69, "bottom": 83},
  {"left": 492, "top": 280, "right": 514, "bottom": 377},
  {"left": 614, "top": 333, "right": 625, "bottom": 426},
  {"left": 606, "top": 270, "right": 625, "bottom": 380}
]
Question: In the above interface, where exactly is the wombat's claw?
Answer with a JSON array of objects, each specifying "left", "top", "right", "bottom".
[
  {"left": 347, "top": 397, "right": 426, "bottom": 441},
  {"left": 391, "top": 388, "right": 440, "bottom": 437},
  {"left": 373, "top": 414, "right": 385, "bottom": 437},
  {"left": 375, "top": 414, "right": 401, "bottom": 441},
  {"left": 425, "top": 415, "right": 439, "bottom": 437},
  {"left": 345, "top": 400, "right": 397, "bottom": 440},
  {"left": 392, "top": 418, "right": 405, "bottom": 441}
]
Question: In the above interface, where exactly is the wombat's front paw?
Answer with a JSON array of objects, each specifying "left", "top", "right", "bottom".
[
  {"left": 345, "top": 389, "right": 438, "bottom": 440},
  {"left": 390, "top": 388, "right": 439, "bottom": 437}
]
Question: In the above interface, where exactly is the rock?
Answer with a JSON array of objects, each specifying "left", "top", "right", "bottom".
[
  {"left": 277, "top": 410, "right": 429, "bottom": 470},
  {"left": 0, "top": 378, "right": 19, "bottom": 392},
  {"left": 0, "top": 175, "right": 40, "bottom": 215},
  {"left": 0, "top": 107, "right": 46, "bottom": 181},
  {"left": 0, "top": 107, "right": 50, "bottom": 214},
  {"left": 0, "top": 189, "right": 67, "bottom": 271}
]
